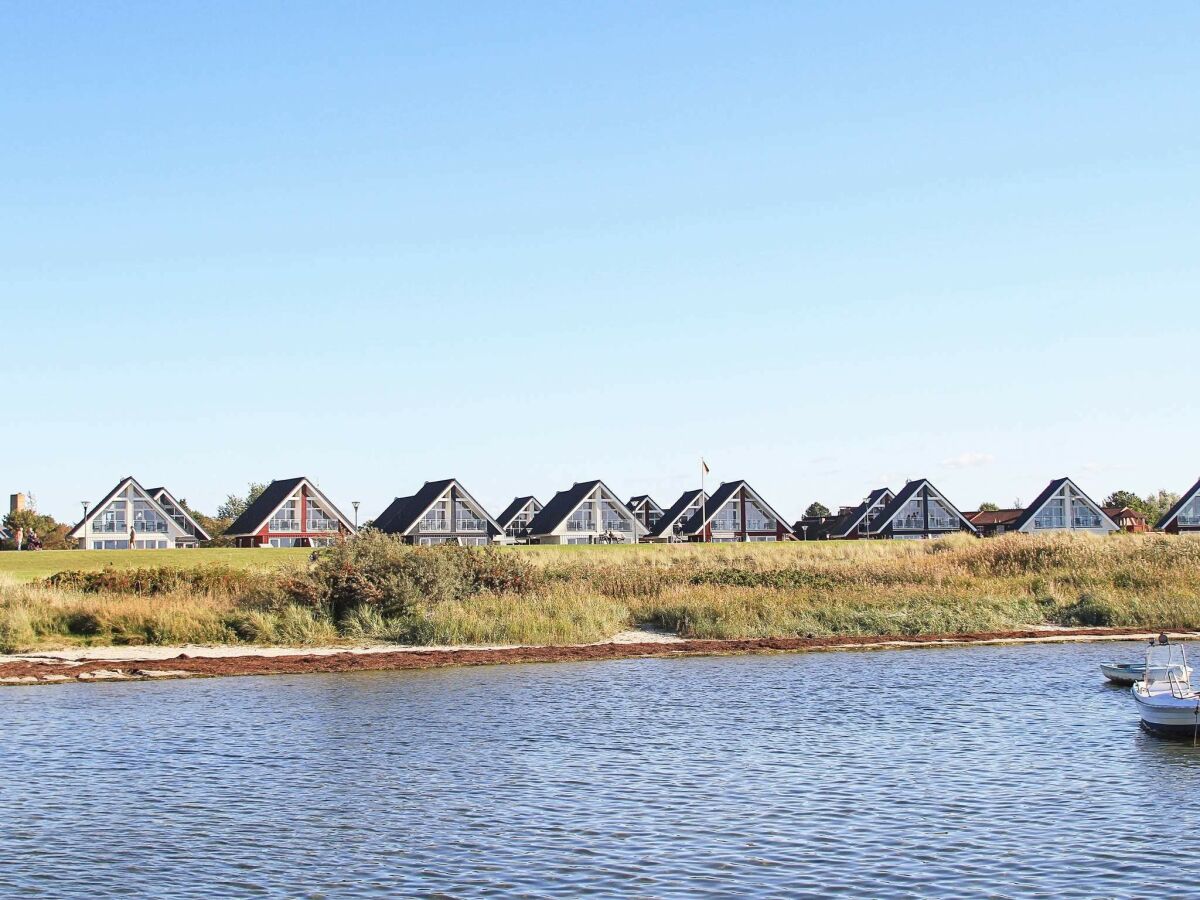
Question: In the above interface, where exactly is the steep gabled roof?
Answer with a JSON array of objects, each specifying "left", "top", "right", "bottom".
[
  {"left": 495, "top": 496, "right": 541, "bottom": 530},
  {"left": 676, "top": 480, "right": 791, "bottom": 535},
  {"left": 372, "top": 494, "right": 415, "bottom": 533},
  {"left": 225, "top": 477, "right": 355, "bottom": 537},
  {"left": 527, "top": 480, "right": 646, "bottom": 536},
  {"left": 1010, "top": 477, "right": 1116, "bottom": 532},
  {"left": 1155, "top": 477, "right": 1200, "bottom": 530},
  {"left": 70, "top": 475, "right": 143, "bottom": 536},
  {"left": 822, "top": 487, "right": 893, "bottom": 539},
  {"left": 626, "top": 495, "right": 663, "bottom": 515},
  {"left": 648, "top": 489, "right": 707, "bottom": 538},
  {"left": 374, "top": 479, "right": 500, "bottom": 536},
  {"left": 867, "top": 478, "right": 977, "bottom": 534}
]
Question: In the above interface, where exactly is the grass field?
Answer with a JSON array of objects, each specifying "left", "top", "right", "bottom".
[
  {"left": 4, "top": 533, "right": 1200, "bottom": 652},
  {"left": 0, "top": 547, "right": 314, "bottom": 582}
]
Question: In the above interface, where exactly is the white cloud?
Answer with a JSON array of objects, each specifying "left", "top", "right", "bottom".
[{"left": 942, "top": 452, "right": 995, "bottom": 470}]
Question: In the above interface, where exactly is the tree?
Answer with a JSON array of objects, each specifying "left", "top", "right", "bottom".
[
  {"left": 1142, "top": 490, "right": 1180, "bottom": 527},
  {"left": 804, "top": 501, "right": 831, "bottom": 518},
  {"left": 1103, "top": 490, "right": 1145, "bottom": 513},
  {"left": 216, "top": 482, "right": 267, "bottom": 520},
  {"left": 2, "top": 507, "right": 73, "bottom": 550},
  {"left": 978, "top": 502, "right": 1000, "bottom": 512}
]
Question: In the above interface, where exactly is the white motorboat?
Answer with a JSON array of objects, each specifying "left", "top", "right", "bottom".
[{"left": 1130, "top": 639, "right": 1200, "bottom": 739}]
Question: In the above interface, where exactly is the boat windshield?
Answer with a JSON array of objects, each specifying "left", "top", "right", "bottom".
[{"left": 1144, "top": 643, "right": 1189, "bottom": 685}]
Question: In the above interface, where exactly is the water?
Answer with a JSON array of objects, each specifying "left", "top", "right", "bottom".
[{"left": 2, "top": 641, "right": 1198, "bottom": 898}]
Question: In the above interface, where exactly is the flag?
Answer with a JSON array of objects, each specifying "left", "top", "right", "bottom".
[{"left": 701, "top": 458, "right": 710, "bottom": 475}]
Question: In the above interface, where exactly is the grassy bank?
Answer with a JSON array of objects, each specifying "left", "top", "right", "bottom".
[
  {"left": 3, "top": 533, "right": 1200, "bottom": 652},
  {"left": 0, "top": 547, "right": 313, "bottom": 582}
]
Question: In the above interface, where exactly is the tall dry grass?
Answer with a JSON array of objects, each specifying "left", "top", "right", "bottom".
[{"left": 4, "top": 532, "right": 1200, "bottom": 651}]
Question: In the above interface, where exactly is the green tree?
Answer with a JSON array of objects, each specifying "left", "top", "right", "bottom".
[
  {"left": 804, "top": 501, "right": 831, "bottom": 518},
  {"left": 978, "top": 502, "right": 1000, "bottom": 512},
  {"left": 1142, "top": 490, "right": 1180, "bottom": 527},
  {"left": 2, "top": 508, "right": 73, "bottom": 550},
  {"left": 1103, "top": 490, "right": 1145, "bottom": 513},
  {"left": 216, "top": 482, "right": 267, "bottom": 520}
]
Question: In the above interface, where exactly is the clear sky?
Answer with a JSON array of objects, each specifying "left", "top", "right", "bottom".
[{"left": 3, "top": 2, "right": 1198, "bottom": 524}]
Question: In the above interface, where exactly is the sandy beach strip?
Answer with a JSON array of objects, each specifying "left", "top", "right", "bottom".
[{"left": 0, "top": 626, "right": 1194, "bottom": 686}]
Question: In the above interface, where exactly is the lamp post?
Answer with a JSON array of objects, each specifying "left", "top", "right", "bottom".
[
  {"left": 352, "top": 501, "right": 360, "bottom": 531},
  {"left": 81, "top": 500, "right": 90, "bottom": 551},
  {"left": 801, "top": 524, "right": 809, "bottom": 541}
]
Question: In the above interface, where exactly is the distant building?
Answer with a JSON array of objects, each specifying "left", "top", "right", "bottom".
[
  {"left": 1154, "top": 477, "right": 1200, "bottom": 533},
  {"left": 225, "top": 477, "right": 354, "bottom": 548},
  {"left": 1104, "top": 506, "right": 1148, "bottom": 533},
  {"left": 374, "top": 479, "right": 500, "bottom": 546},
  {"left": 69, "top": 476, "right": 212, "bottom": 549},
  {"left": 965, "top": 508, "right": 1023, "bottom": 537},
  {"left": 1007, "top": 477, "right": 1119, "bottom": 535},
  {"left": 645, "top": 489, "right": 709, "bottom": 542},
  {"left": 526, "top": 480, "right": 647, "bottom": 544},
  {"left": 859, "top": 479, "right": 977, "bottom": 540},
  {"left": 494, "top": 496, "right": 543, "bottom": 543},
  {"left": 667, "top": 480, "right": 794, "bottom": 542},
  {"left": 626, "top": 495, "right": 664, "bottom": 534},
  {"left": 798, "top": 488, "right": 894, "bottom": 540}
]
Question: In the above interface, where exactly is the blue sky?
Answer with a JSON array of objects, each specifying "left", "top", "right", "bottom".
[{"left": 3, "top": 2, "right": 1198, "bottom": 523}]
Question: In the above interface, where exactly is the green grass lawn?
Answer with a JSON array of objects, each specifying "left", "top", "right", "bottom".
[{"left": 0, "top": 547, "right": 314, "bottom": 582}]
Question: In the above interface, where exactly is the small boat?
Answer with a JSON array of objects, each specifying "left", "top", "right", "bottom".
[
  {"left": 1131, "top": 639, "right": 1200, "bottom": 740},
  {"left": 1101, "top": 661, "right": 1193, "bottom": 685}
]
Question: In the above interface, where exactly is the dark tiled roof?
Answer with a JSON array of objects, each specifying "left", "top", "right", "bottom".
[
  {"left": 372, "top": 495, "right": 415, "bottom": 533},
  {"left": 648, "top": 489, "right": 706, "bottom": 538},
  {"left": 626, "top": 495, "right": 662, "bottom": 513},
  {"left": 495, "top": 496, "right": 540, "bottom": 530},
  {"left": 224, "top": 477, "right": 308, "bottom": 536},
  {"left": 1156, "top": 477, "right": 1200, "bottom": 529},
  {"left": 527, "top": 481, "right": 602, "bottom": 536},
  {"left": 966, "top": 508, "right": 1023, "bottom": 526}
]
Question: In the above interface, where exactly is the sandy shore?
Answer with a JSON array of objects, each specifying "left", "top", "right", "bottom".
[{"left": 0, "top": 626, "right": 1191, "bottom": 687}]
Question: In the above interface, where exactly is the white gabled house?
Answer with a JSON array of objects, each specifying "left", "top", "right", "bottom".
[
  {"left": 225, "top": 476, "right": 355, "bottom": 548},
  {"left": 859, "top": 479, "right": 977, "bottom": 539},
  {"left": 626, "top": 495, "right": 664, "bottom": 533},
  {"left": 70, "top": 476, "right": 212, "bottom": 549},
  {"left": 670, "top": 480, "right": 794, "bottom": 542},
  {"left": 1009, "top": 477, "right": 1119, "bottom": 534},
  {"left": 1155, "top": 477, "right": 1200, "bottom": 533},
  {"left": 646, "top": 489, "right": 710, "bottom": 542},
  {"left": 495, "top": 496, "right": 543, "bottom": 543},
  {"left": 373, "top": 479, "right": 500, "bottom": 546},
  {"left": 526, "top": 480, "right": 648, "bottom": 544}
]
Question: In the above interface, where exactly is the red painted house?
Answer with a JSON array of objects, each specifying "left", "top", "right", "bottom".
[{"left": 224, "top": 476, "right": 355, "bottom": 548}]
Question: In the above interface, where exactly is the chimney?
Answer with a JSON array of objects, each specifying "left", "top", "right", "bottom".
[{"left": 10, "top": 493, "right": 25, "bottom": 513}]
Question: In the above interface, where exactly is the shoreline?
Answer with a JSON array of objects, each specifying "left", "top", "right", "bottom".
[{"left": 0, "top": 626, "right": 1189, "bottom": 687}]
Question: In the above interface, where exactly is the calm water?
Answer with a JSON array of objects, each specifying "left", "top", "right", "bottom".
[{"left": 2, "top": 641, "right": 1198, "bottom": 898}]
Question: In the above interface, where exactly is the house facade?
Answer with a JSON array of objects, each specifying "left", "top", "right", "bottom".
[
  {"left": 798, "top": 488, "right": 894, "bottom": 540},
  {"left": 1104, "top": 506, "right": 1149, "bottom": 533},
  {"left": 225, "top": 477, "right": 355, "bottom": 548},
  {"left": 646, "top": 489, "right": 709, "bottom": 542},
  {"left": 1155, "top": 477, "right": 1200, "bottom": 533},
  {"left": 672, "top": 480, "right": 794, "bottom": 542},
  {"left": 70, "top": 476, "right": 212, "bottom": 549},
  {"left": 626, "top": 495, "right": 664, "bottom": 534},
  {"left": 374, "top": 479, "right": 500, "bottom": 546},
  {"left": 1008, "top": 477, "right": 1119, "bottom": 535},
  {"left": 495, "top": 496, "right": 543, "bottom": 543},
  {"left": 862, "top": 479, "right": 977, "bottom": 539},
  {"left": 526, "top": 480, "right": 648, "bottom": 544}
]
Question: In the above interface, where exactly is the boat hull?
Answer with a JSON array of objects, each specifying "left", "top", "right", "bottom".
[
  {"left": 1140, "top": 719, "right": 1200, "bottom": 739},
  {"left": 1132, "top": 687, "right": 1200, "bottom": 740}
]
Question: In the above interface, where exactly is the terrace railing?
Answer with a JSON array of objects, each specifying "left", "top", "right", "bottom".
[
  {"left": 418, "top": 518, "right": 449, "bottom": 532},
  {"left": 566, "top": 519, "right": 595, "bottom": 531},
  {"left": 308, "top": 519, "right": 339, "bottom": 532},
  {"left": 269, "top": 518, "right": 299, "bottom": 532},
  {"left": 456, "top": 519, "right": 486, "bottom": 532}
]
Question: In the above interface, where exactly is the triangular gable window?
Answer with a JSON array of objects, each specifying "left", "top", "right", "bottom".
[
  {"left": 927, "top": 497, "right": 957, "bottom": 529},
  {"left": 745, "top": 498, "right": 776, "bottom": 531},
  {"left": 1178, "top": 495, "right": 1200, "bottom": 528},
  {"left": 307, "top": 495, "right": 340, "bottom": 531},
  {"left": 600, "top": 499, "right": 632, "bottom": 533},
  {"left": 270, "top": 495, "right": 301, "bottom": 531},
  {"left": 454, "top": 497, "right": 487, "bottom": 533},
  {"left": 1070, "top": 497, "right": 1102, "bottom": 528},
  {"left": 95, "top": 498, "right": 127, "bottom": 534},
  {"left": 1033, "top": 492, "right": 1066, "bottom": 529},
  {"left": 710, "top": 498, "right": 740, "bottom": 531}
]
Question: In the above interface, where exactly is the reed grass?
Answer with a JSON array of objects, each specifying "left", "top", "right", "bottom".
[{"left": 3, "top": 533, "right": 1200, "bottom": 651}]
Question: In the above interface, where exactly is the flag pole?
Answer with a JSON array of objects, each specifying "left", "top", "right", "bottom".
[{"left": 700, "top": 457, "right": 707, "bottom": 543}]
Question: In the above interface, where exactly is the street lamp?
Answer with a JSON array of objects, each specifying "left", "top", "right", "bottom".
[
  {"left": 80, "top": 500, "right": 90, "bottom": 551},
  {"left": 801, "top": 524, "right": 809, "bottom": 541},
  {"left": 352, "top": 501, "right": 360, "bottom": 531}
]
